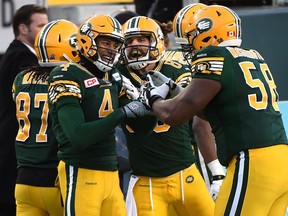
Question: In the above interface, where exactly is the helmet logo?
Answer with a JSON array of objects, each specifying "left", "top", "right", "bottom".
[
  {"left": 69, "top": 34, "right": 77, "bottom": 48},
  {"left": 197, "top": 18, "right": 212, "bottom": 33},
  {"left": 157, "top": 27, "right": 164, "bottom": 41},
  {"left": 80, "top": 22, "right": 92, "bottom": 35}
]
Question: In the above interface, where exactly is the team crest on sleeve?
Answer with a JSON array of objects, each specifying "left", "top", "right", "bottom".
[
  {"left": 195, "top": 62, "right": 210, "bottom": 73},
  {"left": 192, "top": 57, "right": 224, "bottom": 75},
  {"left": 84, "top": 77, "right": 99, "bottom": 88},
  {"left": 49, "top": 81, "right": 81, "bottom": 104}
]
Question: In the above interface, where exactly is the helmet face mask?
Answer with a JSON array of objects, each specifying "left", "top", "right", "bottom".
[
  {"left": 77, "top": 14, "right": 124, "bottom": 73},
  {"left": 123, "top": 43, "right": 151, "bottom": 70},
  {"left": 34, "top": 19, "right": 80, "bottom": 67},
  {"left": 122, "top": 16, "right": 165, "bottom": 70},
  {"left": 94, "top": 36, "right": 123, "bottom": 72}
]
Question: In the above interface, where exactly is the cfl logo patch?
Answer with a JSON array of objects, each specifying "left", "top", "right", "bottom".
[{"left": 84, "top": 77, "right": 99, "bottom": 88}]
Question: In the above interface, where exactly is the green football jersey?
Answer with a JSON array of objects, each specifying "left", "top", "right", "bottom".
[
  {"left": 192, "top": 46, "right": 288, "bottom": 166},
  {"left": 162, "top": 49, "right": 190, "bottom": 67},
  {"left": 118, "top": 59, "right": 196, "bottom": 177},
  {"left": 48, "top": 62, "right": 125, "bottom": 170},
  {"left": 161, "top": 49, "right": 197, "bottom": 144},
  {"left": 12, "top": 71, "right": 59, "bottom": 169}
]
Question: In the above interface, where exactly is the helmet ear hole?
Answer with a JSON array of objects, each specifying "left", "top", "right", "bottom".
[
  {"left": 202, "top": 36, "right": 211, "bottom": 43},
  {"left": 72, "top": 51, "right": 78, "bottom": 57}
]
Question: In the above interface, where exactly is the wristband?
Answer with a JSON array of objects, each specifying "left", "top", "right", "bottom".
[
  {"left": 211, "top": 175, "right": 225, "bottom": 182},
  {"left": 149, "top": 95, "right": 162, "bottom": 108}
]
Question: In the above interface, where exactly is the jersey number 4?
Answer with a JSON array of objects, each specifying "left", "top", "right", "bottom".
[{"left": 240, "top": 62, "right": 279, "bottom": 111}]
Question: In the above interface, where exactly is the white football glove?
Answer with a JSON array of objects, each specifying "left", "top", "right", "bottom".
[
  {"left": 139, "top": 74, "right": 170, "bottom": 108},
  {"left": 121, "top": 75, "right": 140, "bottom": 100},
  {"left": 210, "top": 176, "right": 224, "bottom": 201},
  {"left": 121, "top": 101, "right": 154, "bottom": 118},
  {"left": 148, "top": 70, "right": 183, "bottom": 98},
  {"left": 207, "top": 159, "right": 226, "bottom": 201}
]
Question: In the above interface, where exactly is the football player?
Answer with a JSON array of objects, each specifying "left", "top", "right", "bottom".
[
  {"left": 118, "top": 16, "right": 220, "bottom": 216},
  {"left": 12, "top": 19, "right": 79, "bottom": 216},
  {"left": 141, "top": 5, "right": 288, "bottom": 216},
  {"left": 171, "top": 3, "right": 227, "bottom": 197},
  {"left": 47, "top": 14, "right": 149, "bottom": 216}
]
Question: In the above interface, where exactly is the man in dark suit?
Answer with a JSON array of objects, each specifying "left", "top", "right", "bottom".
[{"left": 0, "top": 4, "right": 48, "bottom": 216}]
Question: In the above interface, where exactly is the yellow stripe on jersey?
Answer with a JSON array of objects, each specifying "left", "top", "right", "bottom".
[
  {"left": 154, "top": 59, "right": 165, "bottom": 71},
  {"left": 175, "top": 72, "right": 192, "bottom": 86},
  {"left": 127, "top": 67, "right": 143, "bottom": 85},
  {"left": 192, "top": 57, "right": 224, "bottom": 65}
]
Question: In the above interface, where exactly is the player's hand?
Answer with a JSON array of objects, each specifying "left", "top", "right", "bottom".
[
  {"left": 122, "top": 75, "right": 139, "bottom": 100},
  {"left": 139, "top": 74, "right": 170, "bottom": 108},
  {"left": 121, "top": 101, "right": 154, "bottom": 118},
  {"left": 210, "top": 175, "right": 225, "bottom": 201},
  {"left": 148, "top": 70, "right": 183, "bottom": 98}
]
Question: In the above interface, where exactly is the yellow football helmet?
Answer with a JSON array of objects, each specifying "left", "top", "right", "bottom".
[
  {"left": 34, "top": 19, "right": 79, "bottom": 67},
  {"left": 185, "top": 5, "right": 242, "bottom": 51},
  {"left": 173, "top": 3, "right": 206, "bottom": 45},
  {"left": 77, "top": 14, "right": 124, "bottom": 73},
  {"left": 122, "top": 16, "right": 165, "bottom": 70}
]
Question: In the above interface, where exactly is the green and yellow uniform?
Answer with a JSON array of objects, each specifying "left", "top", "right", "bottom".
[
  {"left": 48, "top": 62, "right": 127, "bottom": 216},
  {"left": 163, "top": 48, "right": 213, "bottom": 184},
  {"left": 119, "top": 59, "right": 215, "bottom": 216},
  {"left": 12, "top": 70, "right": 63, "bottom": 216},
  {"left": 192, "top": 45, "right": 288, "bottom": 216}
]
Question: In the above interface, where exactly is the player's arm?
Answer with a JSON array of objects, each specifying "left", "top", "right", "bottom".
[
  {"left": 192, "top": 116, "right": 217, "bottom": 163},
  {"left": 151, "top": 78, "right": 221, "bottom": 126},
  {"left": 56, "top": 97, "right": 125, "bottom": 150},
  {"left": 118, "top": 80, "right": 157, "bottom": 136}
]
